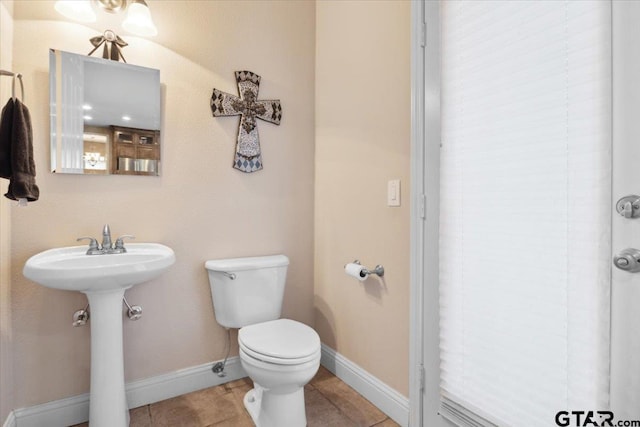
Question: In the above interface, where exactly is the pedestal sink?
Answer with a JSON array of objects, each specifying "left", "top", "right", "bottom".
[{"left": 23, "top": 243, "right": 175, "bottom": 427}]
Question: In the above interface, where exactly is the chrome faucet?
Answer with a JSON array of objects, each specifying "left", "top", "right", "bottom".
[
  {"left": 77, "top": 224, "right": 135, "bottom": 255},
  {"left": 102, "top": 224, "right": 113, "bottom": 251}
]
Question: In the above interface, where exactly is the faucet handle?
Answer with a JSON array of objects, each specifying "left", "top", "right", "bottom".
[
  {"left": 77, "top": 237, "right": 102, "bottom": 255},
  {"left": 114, "top": 235, "right": 135, "bottom": 252}
]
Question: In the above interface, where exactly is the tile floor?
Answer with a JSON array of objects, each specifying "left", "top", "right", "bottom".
[{"left": 71, "top": 366, "right": 399, "bottom": 427}]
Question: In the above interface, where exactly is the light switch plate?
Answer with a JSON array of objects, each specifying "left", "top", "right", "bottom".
[{"left": 388, "top": 179, "right": 401, "bottom": 207}]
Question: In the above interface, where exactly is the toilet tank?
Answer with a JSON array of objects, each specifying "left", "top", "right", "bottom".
[{"left": 205, "top": 255, "right": 289, "bottom": 328}]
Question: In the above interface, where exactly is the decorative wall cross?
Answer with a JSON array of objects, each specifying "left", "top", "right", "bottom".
[{"left": 210, "top": 71, "right": 282, "bottom": 173}]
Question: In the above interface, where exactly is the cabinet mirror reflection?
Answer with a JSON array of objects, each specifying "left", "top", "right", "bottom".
[{"left": 49, "top": 49, "right": 161, "bottom": 176}]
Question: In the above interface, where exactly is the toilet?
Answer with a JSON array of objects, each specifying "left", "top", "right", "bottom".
[{"left": 205, "top": 255, "right": 320, "bottom": 427}]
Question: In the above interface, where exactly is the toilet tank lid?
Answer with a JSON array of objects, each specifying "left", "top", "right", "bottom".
[{"left": 205, "top": 254, "right": 289, "bottom": 272}]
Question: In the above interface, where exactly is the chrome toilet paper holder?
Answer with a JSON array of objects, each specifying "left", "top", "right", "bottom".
[{"left": 349, "top": 260, "right": 385, "bottom": 277}]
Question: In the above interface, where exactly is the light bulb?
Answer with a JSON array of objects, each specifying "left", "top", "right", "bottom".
[
  {"left": 54, "top": 0, "right": 97, "bottom": 23},
  {"left": 122, "top": 0, "right": 158, "bottom": 37}
]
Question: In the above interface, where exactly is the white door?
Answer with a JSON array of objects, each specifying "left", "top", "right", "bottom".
[
  {"left": 414, "top": 0, "right": 640, "bottom": 425},
  {"left": 611, "top": 1, "right": 640, "bottom": 420}
]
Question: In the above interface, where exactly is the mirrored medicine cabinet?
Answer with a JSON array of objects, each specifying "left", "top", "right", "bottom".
[{"left": 49, "top": 49, "right": 161, "bottom": 176}]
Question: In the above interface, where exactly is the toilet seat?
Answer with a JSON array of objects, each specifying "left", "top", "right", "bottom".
[
  {"left": 239, "top": 319, "right": 320, "bottom": 365},
  {"left": 240, "top": 343, "right": 321, "bottom": 366}
]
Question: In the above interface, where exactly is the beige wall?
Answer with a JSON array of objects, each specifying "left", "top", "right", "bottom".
[
  {"left": 8, "top": 1, "right": 315, "bottom": 408},
  {"left": 2, "top": 0, "right": 413, "bottom": 415},
  {"left": 315, "top": 0, "right": 411, "bottom": 396},
  {"left": 1, "top": 1, "right": 15, "bottom": 421}
]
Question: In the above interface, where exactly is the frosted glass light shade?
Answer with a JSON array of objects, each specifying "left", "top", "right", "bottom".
[
  {"left": 54, "top": 0, "right": 97, "bottom": 23},
  {"left": 122, "top": 0, "right": 157, "bottom": 37}
]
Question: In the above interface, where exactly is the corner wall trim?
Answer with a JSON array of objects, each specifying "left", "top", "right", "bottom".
[
  {"left": 2, "top": 411, "right": 16, "bottom": 427},
  {"left": 11, "top": 357, "right": 245, "bottom": 427},
  {"left": 320, "top": 343, "right": 409, "bottom": 427}
]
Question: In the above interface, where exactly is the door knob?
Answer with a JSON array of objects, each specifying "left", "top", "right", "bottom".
[
  {"left": 613, "top": 248, "right": 640, "bottom": 273},
  {"left": 615, "top": 195, "right": 640, "bottom": 219}
]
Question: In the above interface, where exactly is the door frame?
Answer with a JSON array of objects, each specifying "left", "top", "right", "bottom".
[{"left": 409, "top": 1, "right": 443, "bottom": 426}]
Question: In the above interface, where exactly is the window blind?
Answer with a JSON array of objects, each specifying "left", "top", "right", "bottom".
[{"left": 439, "top": 1, "right": 611, "bottom": 426}]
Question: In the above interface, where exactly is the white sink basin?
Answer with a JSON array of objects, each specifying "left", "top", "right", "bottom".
[
  {"left": 23, "top": 242, "right": 175, "bottom": 427},
  {"left": 23, "top": 243, "right": 175, "bottom": 292}
]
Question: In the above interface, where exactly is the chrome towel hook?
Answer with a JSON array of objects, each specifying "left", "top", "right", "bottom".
[{"left": 0, "top": 69, "right": 25, "bottom": 102}]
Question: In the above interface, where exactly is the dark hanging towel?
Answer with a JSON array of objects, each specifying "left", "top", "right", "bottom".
[
  {"left": 0, "top": 98, "right": 13, "bottom": 179},
  {"left": 1, "top": 98, "right": 39, "bottom": 201}
]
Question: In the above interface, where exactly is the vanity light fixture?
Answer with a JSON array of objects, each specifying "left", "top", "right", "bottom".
[
  {"left": 82, "top": 104, "right": 92, "bottom": 110},
  {"left": 122, "top": 115, "right": 131, "bottom": 121},
  {"left": 55, "top": 0, "right": 96, "bottom": 23},
  {"left": 54, "top": 0, "right": 158, "bottom": 37},
  {"left": 83, "top": 115, "right": 93, "bottom": 120}
]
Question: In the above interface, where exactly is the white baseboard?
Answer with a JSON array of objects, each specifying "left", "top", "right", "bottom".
[
  {"left": 126, "top": 356, "right": 245, "bottom": 409},
  {"left": 12, "top": 357, "right": 246, "bottom": 427},
  {"left": 2, "top": 411, "right": 16, "bottom": 427},
  {"left": 320, "top": 343, "right": 410, "bottom": 427},
  {"left": 8, "top": 347, "right": 409, "bottom": 427}
]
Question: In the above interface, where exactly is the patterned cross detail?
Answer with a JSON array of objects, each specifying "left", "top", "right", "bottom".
[{"left": 210, "top": 71, "right": 282, "bottom": 173}]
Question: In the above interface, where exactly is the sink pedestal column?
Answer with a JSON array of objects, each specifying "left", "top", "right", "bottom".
[{"left": 86, "top": 288, "right": 130, "bottom": 427}]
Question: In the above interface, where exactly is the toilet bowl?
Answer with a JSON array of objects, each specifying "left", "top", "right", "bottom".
[
  {"left": 205, "top": 256, "right": 320, "bottom": 427},
  {"left": 239, "top": 318, "right": 320, "bottom": 427}
]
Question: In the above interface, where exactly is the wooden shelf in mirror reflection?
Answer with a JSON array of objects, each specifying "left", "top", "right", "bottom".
[{"left": 110, "top": 126, "right": 160, "bottom": 176}]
